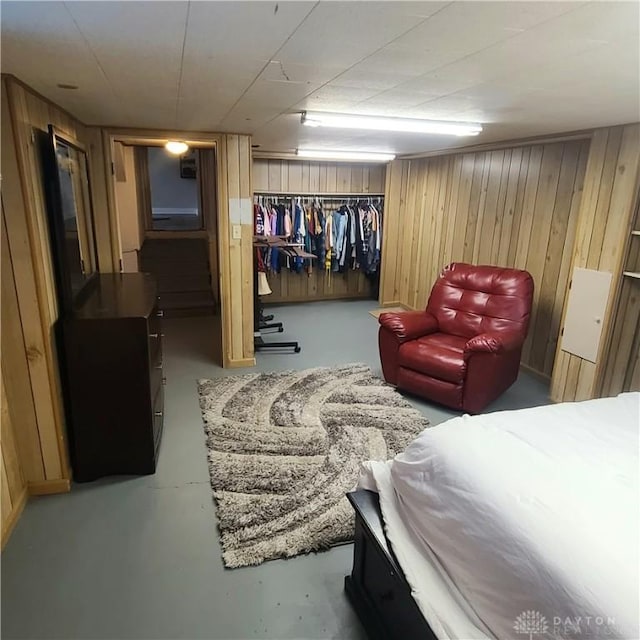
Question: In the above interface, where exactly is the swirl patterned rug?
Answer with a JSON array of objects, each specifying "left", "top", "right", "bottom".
[{"left": 197, "top": 363, "right": 429, "bottom": 568}]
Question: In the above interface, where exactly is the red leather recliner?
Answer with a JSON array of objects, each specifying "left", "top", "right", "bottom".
[{"left": 379, "top": 263, "right": 534, "bottom": 413}]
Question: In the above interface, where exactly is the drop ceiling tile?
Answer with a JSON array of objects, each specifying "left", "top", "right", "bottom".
[
  {"left": 66, "top": 1, "right": 187, "bottom": 59},
  {"left": 330, "top": 68, "right": 416, "bottom": 91},
  {"left": 183, "top": 1, "right": 314, "bottom": 61},
  {"left": 356, "top": 90, "right": 439, "bottom": 110},
  {"left": 261, "top": 60, "right": 344, "bottom": 86},
  {"left": 275, "top": 1, "right": 434, "bottom": 68}
]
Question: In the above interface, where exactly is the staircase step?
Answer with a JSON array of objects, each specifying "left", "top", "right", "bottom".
[
  {"left": 156, "top": 273, "right": 211, "bottom": 293},
  {"left": 140, "top": 258, "right": 209, "bottom": 275},
  {"left": 140, "top": 239, "right": 208, "bottom": 260},
  {"left": 159, "top": 290, "right": 216, "bottom": 311},
  {"left": 142, "top": 239, "right": 215, "bottom": 318}
]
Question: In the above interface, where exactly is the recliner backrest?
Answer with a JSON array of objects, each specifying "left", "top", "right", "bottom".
[{"left": 426, "top": 263, "right": 534, "bottom": 340}]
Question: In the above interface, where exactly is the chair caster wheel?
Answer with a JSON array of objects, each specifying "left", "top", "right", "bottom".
[{"left": 294, "top": 346, "right": 301, "bottom": 353}]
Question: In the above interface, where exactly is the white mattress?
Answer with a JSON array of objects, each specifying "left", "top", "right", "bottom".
[{"left": 359, "top": 393, "right": 640, "bottom": 640}]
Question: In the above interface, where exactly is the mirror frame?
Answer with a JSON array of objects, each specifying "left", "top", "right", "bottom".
[{"left": 40, "top": 125, "right": 99, "bottom": 314}]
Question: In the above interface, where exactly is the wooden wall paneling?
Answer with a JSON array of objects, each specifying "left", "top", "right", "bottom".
[
  {"left": 337, "top": 165, "right": 351, "bottom": 192},
  {"left": 598, "top": 157, "right": 640, "bottom": 396},
  {"left": 580, "top": 128, "right": 638, "bottom": 398},
  {"left": 551, "top": 124, "right": 640, "bottom": 402},
  {"left": 351, "top": 165, "right": 364, "bottom": 193},
  {"left": 289, "top": 161, "right": 303, "bottom": 192},
  {"left": 309, "top": 162, "right": 320, "bottom": 193},
  {"left": 85, "top": 126, "right": 120, "bottom": 272},
  {"left": 598, "top": 128, "right": 640, "bottom": 272},
  {"left": 471, "top": 152, "right": 492, "bottom": 264},
  {"left": 495, "top": 148, "right": 523, "bottom": 265},
  {"left": 326, "top": 163, "right": 338, "bottom": 192},
  {"left": 1, "top": 209, "right": 45, "bottom": 482},
  {"left": 450, "top": 154, "right": 475, "bottom": 263},
  {"left": 543, "top": 142, "right": 590, "bottom": 374},
  {"left": 520, "top": 143, "right": 564, "bottom": 364},
  {"left": 112, "top": 141, "right": 127, "bottom": 182},
  {"left": 505, "top": 147, "right": 531, "bottom": 267},
  {"left": 239, "top": 136, "right": 254, "bottom": 361},
  {"left": 378, "top": 160, "right": 402, "bottom": 304},
  {"left": 7, "top": 81, "right": 61, "bottom": 326},
  {"left": 531, "top": 141, "right": 584, "bottom": 373},
  {"left": 268, "top": 160, "right": 281, "bottom": 191},
  {"left": 513, "top": 145, "right": 543, "bottom": 271},
  {"left": 318, "top": 163, "right": 328, "bottom": 191},
  {"left": 473, "top": 149, "right": 503, "bottom": 265},
  {"left": 394, "top": 161, "right": 411, "bottom": 304},
  {"left": 1, "top": 372, "right": 28, "bottom": 547},
  {"left": 279, "top": 159, "right": 289, "bottom": 189},
  {"left": 102, "top": 129, "right": 124, "bottom": 270},
  {"left": 384, "top": 138, "right": 591, "bottom": 379},
  {"left": 412, "top": 160, "right": 435, "bottom": 308},
  {"left": 213, "top": 133, "right": 254, "bottom": 367},
  {"left": 440, "top": 155, "right": 463, "bottom": 268},
  {"left": 253, "top": 159, "right": 268, "bottom": 190},
  {"left": 300, "top": 161, "right": 310, "bottom": 191},
  {"left": 368, "top": 164, "right": 385, "bottom": 193},
  {"left": 424, "top": 159, "right": 447, "bottom": 304},
  {"left": 397, "top": 162, "right": 417, "bottom": 305},
  {"left": 225, "top": 135, "right": 244, "bottom": 362},
  {"left": 488, "top": 150, "right": 512, "bottom": 264},
  {"left": 402, "top": 160, "right": 420, "bottom": 307},
  {"left": 462, "top": 154, "right": 487, "bottom": 263},
  {"left": 1, "top": 78, "right": 69, "bottom": 483},
  {"left": 601, "top": 279, "right": 640, "bottom": 394},
  {"left": 586, "top": 128, "right": 624, "bottom": 270},
  {"left": 216, "top": 135, "right": 233, "bottom": 366},
  {"left": 1, "top": 455, "right": 12, "bottom": 537}
]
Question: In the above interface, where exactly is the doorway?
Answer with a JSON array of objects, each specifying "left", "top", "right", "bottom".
[
  {"left": 110, "top": 136, "right": 223, "bottom": 366},
  {"left": 137, "top": 146, "right": 203, "bottom": 232}
]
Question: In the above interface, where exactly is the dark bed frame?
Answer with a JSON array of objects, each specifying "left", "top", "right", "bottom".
[{"left": 345, "top": 490, "right": 438, "bottom": 640}]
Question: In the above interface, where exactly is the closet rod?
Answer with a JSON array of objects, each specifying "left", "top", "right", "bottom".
[{"left": 254, "top": 191, "right": 384, "bottom": 198}]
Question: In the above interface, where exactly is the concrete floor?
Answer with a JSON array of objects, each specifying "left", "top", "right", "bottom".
[{"left": 1, "top": 300, "right": 550, "bottom": 640}]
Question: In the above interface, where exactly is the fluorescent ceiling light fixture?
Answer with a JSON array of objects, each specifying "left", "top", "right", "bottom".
[
  {"left": 297, "top": 149, "right": 395, "bottom": 162},
  {"left": 165, "top": 140, "right": 189, "bottom": 155},
  {"left": 301, "top": 111, "right": 482, "bottom": 136}
]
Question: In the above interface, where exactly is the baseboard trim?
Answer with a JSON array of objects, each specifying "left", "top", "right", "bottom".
[
  {"left": 225, "top": 357, "right": 256, "bottom": 369},
  {"left": 519, "top": 363, "right": 551, "bottom": 384},
  {"left": 379, "top": 301, "right": 415, "bottom": 310},
  {"left": 28, "top": 479, "right": 71, "bottom": 496},
  {"left": 1, "top": 486, "right": 28, "bottom": 549}
]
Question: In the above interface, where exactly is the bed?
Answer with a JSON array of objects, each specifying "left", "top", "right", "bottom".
[{"left": 346, "top": 392, "right": 640, "bottom": 640}]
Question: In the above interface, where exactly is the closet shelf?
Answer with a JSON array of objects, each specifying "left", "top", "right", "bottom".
[
  {"left": 622, "top": 271, "right": 640, "bottom": 279},
  {"left": 254, "top": 190, "right": 384, "bottom": 198}
]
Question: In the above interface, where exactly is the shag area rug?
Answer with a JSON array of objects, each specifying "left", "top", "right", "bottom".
[{"left": 197, "top": 363, "right": 429, "bottom": 568}]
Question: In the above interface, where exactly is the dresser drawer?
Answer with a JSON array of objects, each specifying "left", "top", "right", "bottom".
[
  {"left": 152, "top": 384, "right": 164, "bottom": 454},
  {"left": 148, "top": 305, "right": 163, "bottom": 367}
]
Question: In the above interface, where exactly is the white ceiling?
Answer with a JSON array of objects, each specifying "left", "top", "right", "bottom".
[{"left": 2, "top": 1, "right": 639, "bottom": 156}]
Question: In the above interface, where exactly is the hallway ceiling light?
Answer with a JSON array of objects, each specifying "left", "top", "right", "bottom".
[
  {"left": 301, "top": 112, "right": 482, "bottom": 137},
  {"left": 165, "top": 140, "right": 189, "bottom": 155},
  {"left": 296, "top": 149, "right": 395, "bottom": 162}
]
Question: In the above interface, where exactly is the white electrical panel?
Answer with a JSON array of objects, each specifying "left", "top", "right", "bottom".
[{"left": 560, "top": 267, "right": 613, "bottom": 363}]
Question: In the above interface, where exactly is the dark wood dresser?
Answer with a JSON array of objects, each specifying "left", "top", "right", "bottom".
[
  {"left": 59, "top": 273, "right": 164, "bottom": 482},
  {"left": 345, "top": 490, "right": 437, "bottom": 640}
]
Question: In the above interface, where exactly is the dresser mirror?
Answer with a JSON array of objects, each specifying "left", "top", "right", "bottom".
[{"left": 40, "top": 125, "right": 98, "bottom": 312}]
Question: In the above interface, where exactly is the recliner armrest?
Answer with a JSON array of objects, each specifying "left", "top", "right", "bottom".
[
  {"left": 379, "top": 311, "right": 438, "bottom": 343},
  {"left": 464, "top": 331, "right": 523, "bottom": 356}
]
